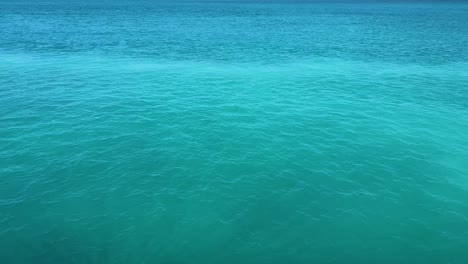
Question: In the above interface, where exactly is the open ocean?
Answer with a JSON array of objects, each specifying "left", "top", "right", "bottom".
[{"left": 1, "top": 1, "right": 468, "bottom": 263}]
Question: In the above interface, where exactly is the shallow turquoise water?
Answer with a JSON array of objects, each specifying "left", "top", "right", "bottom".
[{"left": 1, "top": 1, "right": 468, "bottom": 263}]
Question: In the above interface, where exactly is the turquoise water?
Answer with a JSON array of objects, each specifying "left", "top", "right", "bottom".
[{"left": 1, "top": 1, "right": 468, "bottom": 263}]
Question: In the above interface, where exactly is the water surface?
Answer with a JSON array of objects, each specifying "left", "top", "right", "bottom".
[{"left": 1, "top": 1, "right": 468, "bottom": 263}]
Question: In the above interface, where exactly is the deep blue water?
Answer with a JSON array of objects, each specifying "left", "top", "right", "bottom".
[{"left": 1, "top": 1, "right": 468, "bottom": 263}]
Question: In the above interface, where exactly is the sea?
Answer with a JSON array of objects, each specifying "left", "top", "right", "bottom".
[{"left": 1, "top": 1, "right": 468, "bottom": 263}]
